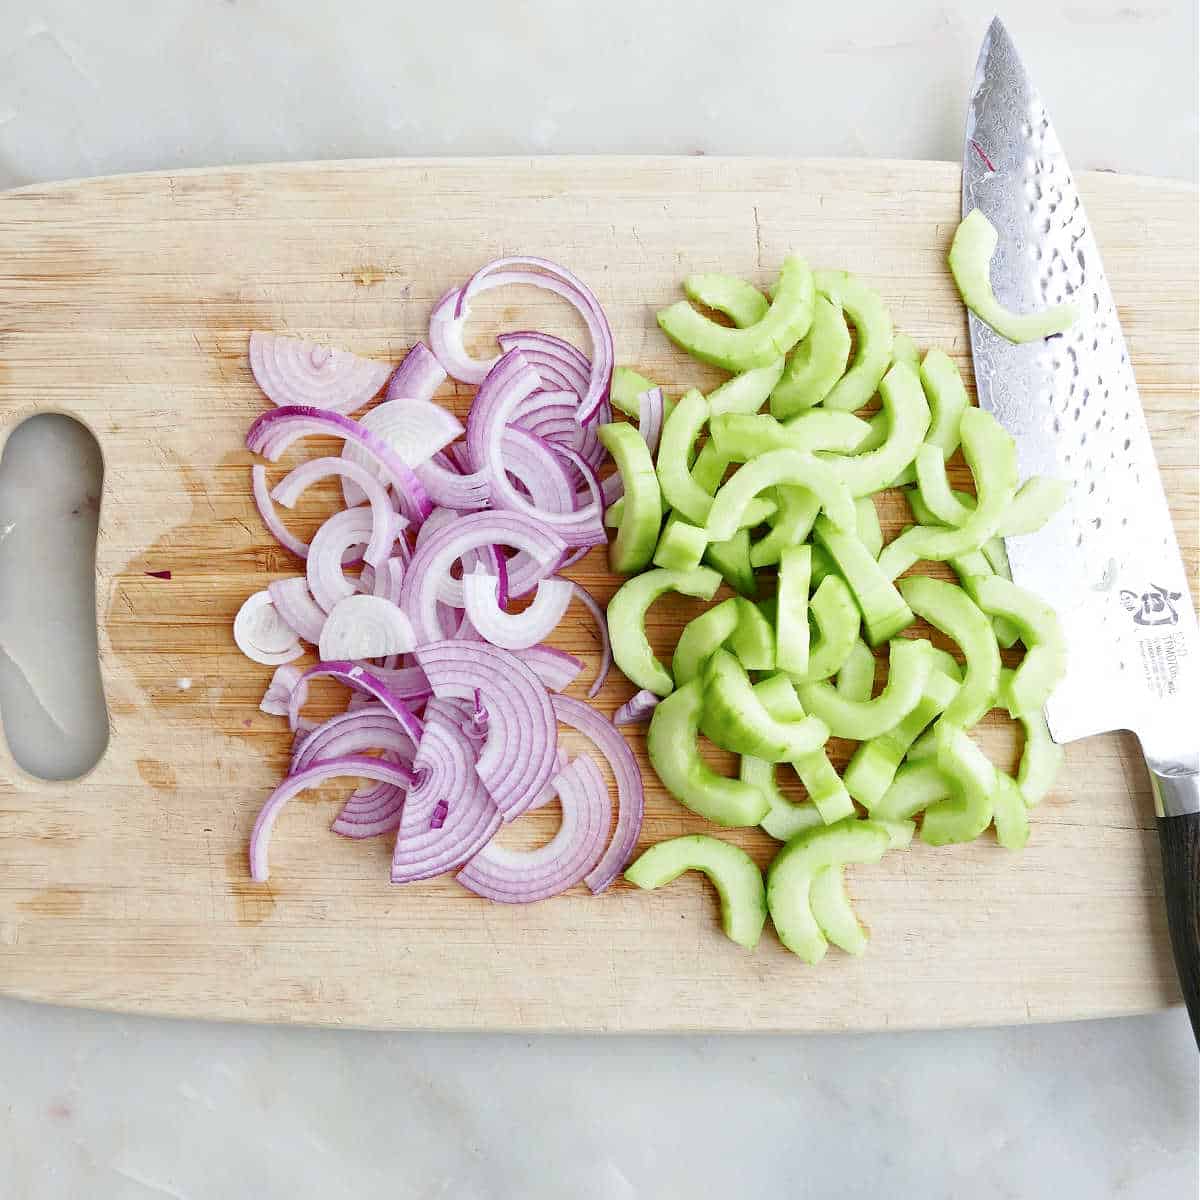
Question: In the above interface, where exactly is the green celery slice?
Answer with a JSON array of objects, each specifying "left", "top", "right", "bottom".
[
  {"left": 950, "top": 209, "right": 1078, "bottom": 343},
  {"left": 796, "top": 637, "right": 931, "bottom": 739},
  {"left": 770, "top": 295, "right": 853, "bottom": 418},
  {"left": 647, "top": 680, "right": 769, "bottom": 826},
  {"left": 766, "top": 818, "right": 892, "bottom": 964},
  {"left": 608, "top": 566, "right": 722, "bottom": 696},
  {"left": 624, "top": 834, "right": 767, "bottom": 950},
  {"left": 673, "top": 597, "right": 741, "bottom": 686},
  {"left": 814, "top": 270, "right": 895, "bottom": 412},
  {"left": 597, "top": 422, "right": 662, "bottom": 573},
  {"left": 898, "top": 575, "right": 999, "bottom": 728},
  {"left": 775, "top": 545, "right": 812, "bottom": 675},
  {"left": 701, "top": 651, "right": 828, "bottom": 762},
  {"left": 814, "top": 515, "right": 914, "bottom": 645},
  {"left": 658, "top": 256, "right": 816, "bottom": 372}
]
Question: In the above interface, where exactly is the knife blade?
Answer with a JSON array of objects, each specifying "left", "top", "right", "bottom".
[{"left": 963, "top": 19, "right": 1198, "bottom": 1035}]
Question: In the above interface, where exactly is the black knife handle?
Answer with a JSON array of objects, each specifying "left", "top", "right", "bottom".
[{"left": 1156, "top": 807, "right": 1200, "bottom": 1045}]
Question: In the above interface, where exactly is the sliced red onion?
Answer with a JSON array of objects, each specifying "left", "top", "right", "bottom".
[
  {"left": 637, "top": 387, "right": 666, "bottom": 456},
  {"left": 390, "top": 703, "right": 501, "bottom": 883},
  {"left": 260, "top": 664, "right": 304, "bottom": 716},
  {"left": 569, "top": 582, "right": 612, "bottom": 699},
  {"left": 399, "top": 510, "right": 566, "bottom": 643},
  {"left": 246, "top": 406, "right": 432, "bottom": 525},
  {"left": 252, "top": 465, "right": 310, "bottom": 559},
  {"left": 550, "top": 444, "right": 607, "bottom": 538},
  {"left": 318, "top": 594, "right": 416, "bottom": 661},
  {"left": 551, "top": 694, "right": 644, "bottom": 894},
  {"left": 291, "top": 704, "right": 417, "bottom": 773},
  {"left": 249, "top": 754, "right": 416, "bottom": 881},
  {"left": 234, "top": 591, "right": 304, "bottom": 666},
  {"left": 526, "top": 746, "right": 571, "bottom": 810},
  {"left": 614, "top": 689, "right": 659, "bottom": 726},
  {"left": 287, "top": 661, "right": 424, "bottom": 743},
  {"left": 331, "top": 786, "right": 407, "bottom": 840},
  {"left": 430, "top": 258, "right": 613, "bottom": 423},
  {"left": 462, "top": 567, "right": 573, "bottom": 651},
  {"left": 249, "top": 332, "right": 392, "bottom": 415},
  {"left": 385, "top": 341, "right": 447, "bottom": 404},
  {"left": 267, "top": 576, "right": 326, "bottom": 644},
  {"left": 413, "top": 454, "right": 491, "bottom": 511},
  {"left": 341, "top": 398, "right": 464, "bottom": 506},
  {"left": 307, "top": 507, "right": 376, "bottom": 612},
  {"left": 510, "top": 644, "right": 584, "bottom": 692},
  {"left": 456, "top": 756, "right": 610, "bottom": 903},
  {"left": 270, "top": 456, "right": 397, "bottom": 567},
  {"left": 351, "top": 662, "right": 432, "bottom": 706},
  {"left": 414, "top": 641, "right": 557, "bottom": 821},
  {"left": 497, "top": 331, "right": 591, "bottom": 398}
]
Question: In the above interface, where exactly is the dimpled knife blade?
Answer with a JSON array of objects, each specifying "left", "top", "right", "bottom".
[{"left": 962, "top": 18, "right": 1198, "bottom": 796}]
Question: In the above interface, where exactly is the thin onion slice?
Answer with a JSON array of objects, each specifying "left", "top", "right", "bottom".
[
  {"left": 252, "top": 464, "right": 310, "bottom": 559},
  {"left": 268, "top": 576, "right": 327, "bottom": 644},
  {"left": 260, "top": 664, "right": 304, "bottom": 716},
  {"left": 385, "top": 341, "right": 447, "bottom": 404},
  {"left": 390, "top": 702, "right": 501, "bottom": 883},
  {"left": 456, "top": 756, "right": 610, "bottom": 903},
  {"left": 249, "top": 332, "right": 392, "bottom": 415},
  {"left": 249, "top": 755, "right": 416, "bottom": 881},
  {"left": 288, "top": 661, "right": 424, "bottom": 743},
  {"left": 292, "top": 704, "right": 417, "bottom": 774},
  {"left": 318, "top": 594, "right": 417, "bottom": 661},
  {"left": 638, "top": 387, "right": 666, "bottom": 456},
  {"left": 414, "top": 641, "right": 557, "bottom": 822},
  {"left": 551, "top": 694, "right": 644, "bottom": 894},
  {"left": 510, "top": 645, "right": 584, "bottom": 692},
  {"left": 569, "top": 582, "right": 613, "bottom": 700},
  {"left": 613, "top": 689, "right": 659, "bottom": 726},
  {"left": 462, "top": 567, "right": 573, "bottom": 651},
  {"left": 234, "top": 591, "right": 304, "bottom": 666},
  {"left": 306, "top": 507, "right": 378, "bottom": 613}
]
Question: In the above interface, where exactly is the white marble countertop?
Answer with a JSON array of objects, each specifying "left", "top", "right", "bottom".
[{"left": 0, "top": 2, "right": 1196, "bottom": 1196}]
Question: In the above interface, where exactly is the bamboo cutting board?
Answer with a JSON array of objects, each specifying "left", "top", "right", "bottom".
[{"left": 0, "top": 159, "right": 1196, "bottom": 1032}]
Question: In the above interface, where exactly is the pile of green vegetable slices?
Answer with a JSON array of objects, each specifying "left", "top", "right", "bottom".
[{"left": 605, "top": 234, "right": 1069, "bottom": 964}]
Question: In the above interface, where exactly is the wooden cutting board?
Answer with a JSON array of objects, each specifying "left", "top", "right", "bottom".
[{"left": 0, "top": 159, "right": 1195, "bottom": 1032}]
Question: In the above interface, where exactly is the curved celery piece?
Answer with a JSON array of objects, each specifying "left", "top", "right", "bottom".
[
  {"left": 673, "top": 597, "right": 741, "bottom": 686},
  {"left": 745, "top": 756, "right": 824, "bottom": 842},
  {"left": 750, "top": 487, "right": 821, "bottom": 568},
  {"left": 598, "top": 422, "right": 663, "bottom": 573},
  {"left": 878, "top": 407, "right": 1018, "bottom": 579},
  {"left": 704, "top": 528, "right": 757, "bottom": 598},
  {"left": 920, "top": 722, "right": 996, "bottom": 846},
  {"left": 892, "top": 332, "right": 920, "bottom": 370},
  {"left": 766, "top": 818, "right": 893, "bottom": 964},
  {"left": 770, "top": 295, "right": 853, "bottom": 418},
  {"left": 813, "top": 270, "right": 895, "bottom": 412},
  {"left": 821, "top": 362, "right": 930, "bottom": 497},
  {"left": 814, "top": 515, "right": 913, "bottom": 645},
  {"left": 950, "top": 209, "right": 1078, "bottom": 343},
  {"left": 706, "top": 450, "right": 855, "bottom": 542},
  {"left": 1000, "top": 669, "right": 1064, "bottom": 805},
  {"left": 753, "top": 679, "right": 853, "bottom": 825},
  {"left": 647, "top": 680, "right": 769, "bottom": 826},
  {"left": 991, "top": 772, "right": 1030, "bottom": 851},
  {"left": 683, "top": 273, "right": 769, "bottom": 328},
  {"left": 657, "top": 389, "right": 715, "bottom": 526},
  {"left": 728, "top": 597, "right": 775, "bottom": 671},
  {"left": 653, "top": 515, "right": 708, "bottom": 572},
  {"left": 793, "top": 576, "right": 861, "bottom": 684},
  {"left": 701, "top": 651, "right": 828, "bottom": 762},
  {"left": 610, "top": 366, "right": 657, "bottom": 418},
  {"left": 920, "top": 349, "right": 970, "bottom": 459},
  {"left": 775, "top": 546, "right": 812, "bottom": 675},
  {"left": 854, "top": 496, "right": 883, "bottom": 560},
  {"left": 915, "top": 443, "right": 973, "bottom": 526},
  {"left": 898, "top": 575, "right": 999, "bottom": 728},
  {"left": 873, "top": 759, "right": 953, "bottom": 820},
  {"left": 845, "top": 667, "right": 959, "bottom": 810},
  {"left": 710, "top": 411, "right": 871, "bottom": 460},
  {"left": 624, "top": 834, "right": 767, "bottom": 950},
  {"left": 835, "top": 637, "right": 877, "bottom": 701},
  {"left": 608, "top": 566, "right": 722, "bottom": 696},
  {"left": 708, "top": 358, "right": 786, "bottom": 417},
  {"left": 796, "top": 637, "right": 930, "bottom": 739},
  {"left": 965, "top": 574, "right": 1067, "bottom": 717},
  {"left": 658, "top": 256, "right": 816, "bottom": 372},
  {"left": 809, "top": 866, "right": 869, "bottom": 956}
]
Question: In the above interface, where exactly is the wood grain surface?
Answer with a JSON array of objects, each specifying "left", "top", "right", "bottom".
[{"left": 0, "top": 158, "right": 1196, "bottom": 1032}]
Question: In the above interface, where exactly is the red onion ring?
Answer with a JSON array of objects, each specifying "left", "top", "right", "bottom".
[
  {"left": 510, "top": 645, "right": 584, "bottom": 692},
  {"left": 287, "top": 661, "right": 424, "bottom": 743},
  {"left": 569, "top": 582, "right": 613, "bottom": 700},
  {"left": 267, "top": 576, "right": 326, "bottom": 644},
  {"left": 613, "top": 689, "right": 660, "bottom": 727},
  {"left": 385, "top": 341, "right": 447, "bottom": 403},
  {"left": 249, "top": 332, "right": 392, "bottom": 415}
]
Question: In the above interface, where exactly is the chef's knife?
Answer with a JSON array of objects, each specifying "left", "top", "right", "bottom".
[{"left": 963, "top": 18, "right": 1199, "bottom": 1038}]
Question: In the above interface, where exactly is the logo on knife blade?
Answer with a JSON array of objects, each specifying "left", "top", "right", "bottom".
[{"left": 1121, "top": 584, "right": 1182, "bottom": 627}]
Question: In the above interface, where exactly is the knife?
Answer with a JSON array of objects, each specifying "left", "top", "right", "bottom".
[{"left": 963, "top": 18, "right": 1199, "bottom": 1039}]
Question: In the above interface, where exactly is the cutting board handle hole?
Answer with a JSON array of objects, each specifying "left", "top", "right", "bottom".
[{"left": 0, "top": 414, "right": 109, "bottom": 781}]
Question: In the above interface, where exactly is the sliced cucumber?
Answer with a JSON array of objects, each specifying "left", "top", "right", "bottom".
[
  {"left": 598, "top": 421, "right": 663, "bottom": 574},
  {"left": 770, "top": 294, "right": 853, "bottom": 418},
  {"left": 814, "top": 270, "right": 895, "bottom": 412}
]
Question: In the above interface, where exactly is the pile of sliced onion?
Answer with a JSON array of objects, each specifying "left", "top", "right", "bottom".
[{"left": 237, "top": 257, "right": 640, "bottom": 904}]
